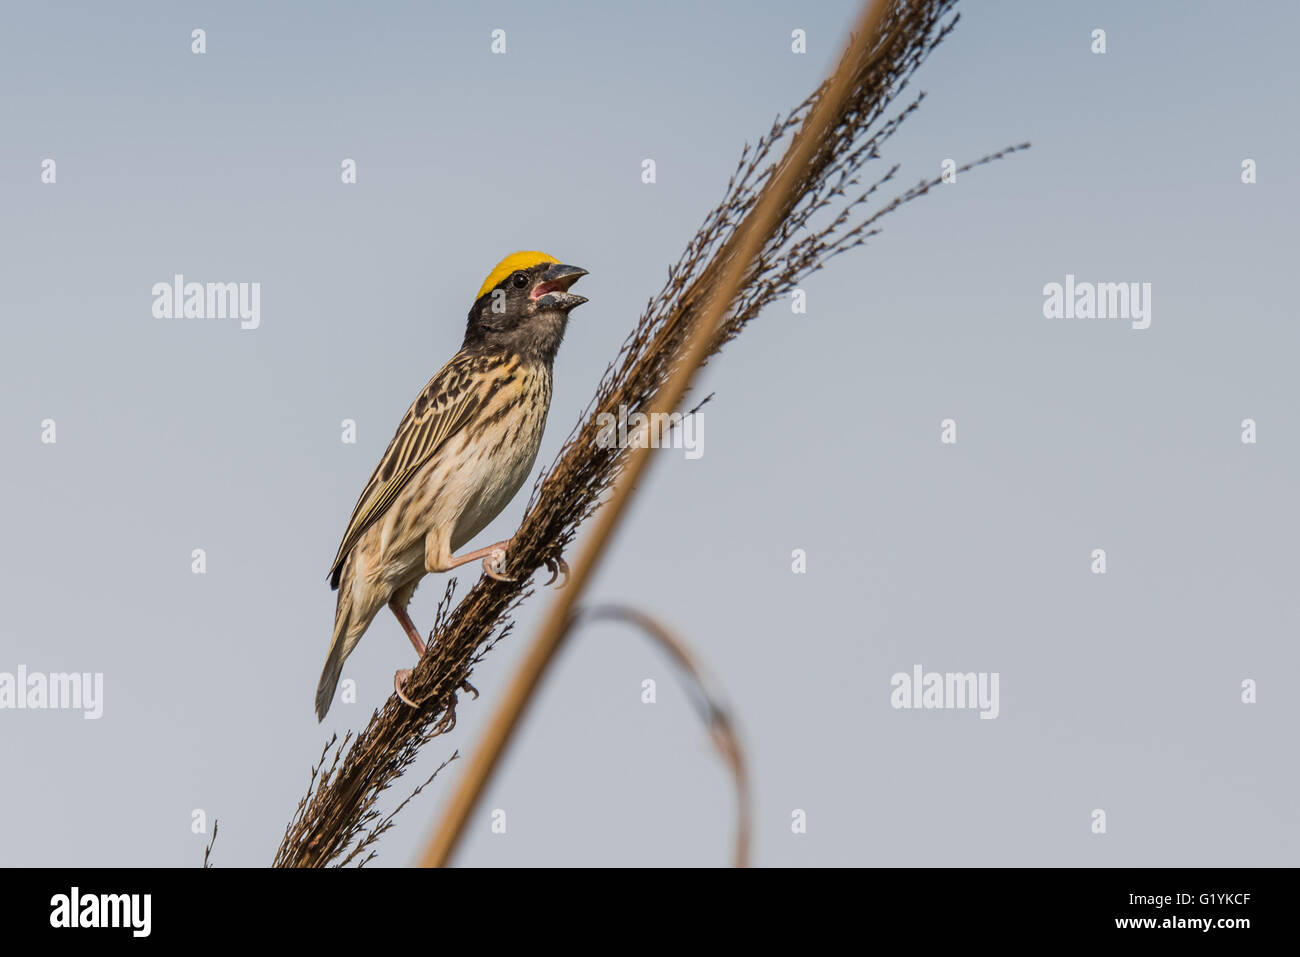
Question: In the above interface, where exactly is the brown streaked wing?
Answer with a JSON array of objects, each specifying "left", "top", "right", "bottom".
[{"left": 327, "top": 350, "right": 498, "bottom": 589}]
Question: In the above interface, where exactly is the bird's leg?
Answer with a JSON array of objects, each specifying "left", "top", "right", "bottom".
[
  {"left": 389, "top": 599, "right": 426, "bottom": 709},
  {"left": 393, "top": 670, "right": 420, "bottom": 709},
  {"left": 428, "top": 533, "right": 566, "bottom": 587},
  {"left": 434, "top": 539, "right": 516, "bottom": 582},
  {"left": 388, "top": 599, "right": 426, "bottom": 655}
]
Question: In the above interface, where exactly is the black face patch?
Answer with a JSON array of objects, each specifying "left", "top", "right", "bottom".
[
  {"left": 469, "top": 262, "right": 552, "bottom": 331},
  {"left": 461, "top": 261, "right": 582, "bottom": 367}
]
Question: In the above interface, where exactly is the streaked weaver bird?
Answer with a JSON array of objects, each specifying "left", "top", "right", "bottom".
[{"left": 315, "top": 251, "right": 587, "bottom": 721}]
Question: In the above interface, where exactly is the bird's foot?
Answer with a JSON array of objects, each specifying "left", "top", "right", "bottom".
[
  {"left": 482, "top": 546, "right": 515, "bottom": 582},
  {"left": 459, "top": 678, "right": 479, "bottom": 700},
  {"left": 542, "top": 554, "right": 570, "bottom": 588},
  {"left": 394, "top": 669, "right": 421, "bottom": 709}
]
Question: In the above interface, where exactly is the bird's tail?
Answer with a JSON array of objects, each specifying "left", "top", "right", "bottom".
[{"left": 315, "top": 595, "right": 354, "bottom": 722}]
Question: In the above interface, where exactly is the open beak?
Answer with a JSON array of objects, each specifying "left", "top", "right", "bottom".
[{"left": 532, "top": 263, "right": 588, "bottom": 312}]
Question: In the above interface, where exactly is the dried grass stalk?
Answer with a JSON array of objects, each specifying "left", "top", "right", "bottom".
[
  {"left": 202, "top": 820, "right": 219, "bottom": 868},
  {"left": 578, "top": 606, "right": 752, "bottom": 867}
]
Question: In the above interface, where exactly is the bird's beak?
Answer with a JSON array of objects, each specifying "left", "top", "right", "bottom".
[{"left": 532, "top": 264, "right": 588, "bottom": 312}]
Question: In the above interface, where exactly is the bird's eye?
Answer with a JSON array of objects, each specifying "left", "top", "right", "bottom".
[{"left": 511, "top": 271, "right": 529, "bottom": 289}]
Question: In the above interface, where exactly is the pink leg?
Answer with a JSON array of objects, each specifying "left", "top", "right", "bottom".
[
  {"left": 394, "top": 669, "right": 419, "bottom": 708},
  {"left": 387, "top": 595, "right": 493, "bottom": 710},
  {"left": 388, "top": 599, "right": 427, "bottom": 655},
  {"left": 389, "top": 599, "right": 425, "bottom": 709},
  {"left": 439, "top": 539, "right": 515, "bottom": 582}
]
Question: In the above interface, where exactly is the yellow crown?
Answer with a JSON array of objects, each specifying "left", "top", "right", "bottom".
[{"left": 475, "top": 251, "right": 560, "bottom": 302}]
